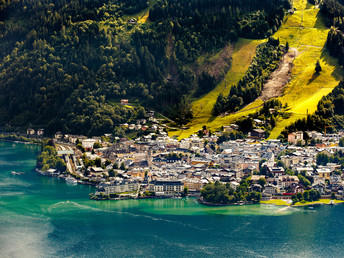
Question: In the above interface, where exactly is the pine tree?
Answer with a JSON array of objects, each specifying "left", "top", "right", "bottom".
[{"left": 315, "top": 60, "right": 322, "bottom": 74}]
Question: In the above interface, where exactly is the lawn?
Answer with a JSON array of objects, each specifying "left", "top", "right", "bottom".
[{"left": 261, "top": 199, "right": 291, "bottom": 206}]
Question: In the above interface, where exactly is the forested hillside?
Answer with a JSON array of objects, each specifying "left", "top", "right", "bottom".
[{"left": 0, "top": 0, "right": 290, "bottom": 135}]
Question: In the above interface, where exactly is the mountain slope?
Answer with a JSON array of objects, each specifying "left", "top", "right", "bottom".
[
  {"left": 0, "top": 0, "right": 291, "bottom": 135},
  {"left": 270, "top": 0, "right": 343, "bottom": 138},
  {"left": 170, "top": 0, "right": 344, "bottom": 139}
]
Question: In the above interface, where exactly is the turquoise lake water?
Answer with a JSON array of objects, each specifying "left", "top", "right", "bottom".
[{"left": 1, "top": 141, "right": 344, "bottom": 257}]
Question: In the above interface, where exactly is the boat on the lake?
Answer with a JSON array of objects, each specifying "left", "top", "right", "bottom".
[
  {"left": 65, "top": 177, "right": 78, "bottom": 184},
  {"left": 11, "top": 171, "right": 25, "bottom": 175}
]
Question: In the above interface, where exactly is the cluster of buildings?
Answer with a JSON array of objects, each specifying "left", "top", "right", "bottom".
[
  {"left": 26, "top": 128, "right": 44, "bottom": 137},
  {"left": 51, "top": 123, "right": 344, "bottom": 200}
]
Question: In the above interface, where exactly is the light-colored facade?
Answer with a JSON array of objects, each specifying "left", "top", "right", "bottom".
[
  {"left": 99, "top": 181, "right": 139, "bottom": 195},
  {"left": 150, "top": 180, "right": 184, "bottom": 196}
]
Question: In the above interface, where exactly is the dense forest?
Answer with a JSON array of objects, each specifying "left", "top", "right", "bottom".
[
  {"left": 212, "top": 38, "right": 284, "bottom": 115},
  {"left": 0, "top": 0, "right": 290, "bottom": 135},
  {"left": 280, "top": 81, "right": 344, "bottom": 138}
]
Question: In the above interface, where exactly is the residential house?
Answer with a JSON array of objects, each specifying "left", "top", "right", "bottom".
[
  {"left": 264, "top": 184, "right": 277, "bottom": 195},
  {"left": 183, "top": 179, "right": 203, "bottom": 192},
  {"left": 251, "top": 175, "right": 266, "bottom": 183},
  {"left": 316, "top": 168, "right": 332, "bottom": 179},
  {"left": 291, "top": 184, "right": 304, "bottom": 194},
  {"left": 277, "top": 175, "right": 299, "bottom": 189},
  {"left": 82, "top": 139, "right": 98, "bottom": 151},
  {"left": 250, "top": 184, "right": 263, "bottom": 192},
  {"left": 54, "top": 131, "right": 63, "bottom": 139},
  {"left": 27, "top": 128, "right": 35, "bottom": 135},
  {"left": 312, "top": 182, "right": 326, "bottom": 194},
  {"left": 288, "top": 131, "right": 303, "bottom": 145},
  {"left": 250, "top": 129, "right": 266, "bottom": 139},
  {"left": 120, "top": 99, "right": 129, "bottom": 105},
  {"left": 37, "top": 129, "right": 44, "bottom": 137},
  {"left": 268, "top": 166, "right": 285, "bottom": 177}
]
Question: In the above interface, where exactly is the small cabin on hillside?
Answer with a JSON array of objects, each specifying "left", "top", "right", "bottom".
[
  {"left": 27, "top": 128, "right": 35, "bottom": 135},
  {"left": 128, "top": 18, "right": 137, "bottom": 24},
  {"left": 120, "top": 99, "right": 129, "bottom": 105},
  {"left": 250, "top": 129, "right": 266, "bottom": 139},
  {"left": 37, "top": 129, "right": 44, "bottom": 137}
]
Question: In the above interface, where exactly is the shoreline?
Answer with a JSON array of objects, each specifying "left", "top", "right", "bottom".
[{"left": 0, "top": 137, "right": 43, "bottom": 146}]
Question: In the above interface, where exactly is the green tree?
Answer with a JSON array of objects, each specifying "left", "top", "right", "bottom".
[
  {"left": 95, "top": 158, "right": 102, "bottom": 167},
  {"left": 303, "top": 190, "right": 310, "bottom": 201},
  {"left": 298, "top": 174, "right": 311, "bottom": 188},
  {"left": 297, "top": 192, "right": 303, "bottom": 201},
  {"left": 183, "top": 186, "right": 189, "bottom": 197},
  {"left": 258, "top": 178, "right": 266, "bottom": 188},
  {"left": 339, "top": 137, "right": 344, "bottom": 147},
  {"left": 316, "top": 153, "right": 329, "bottom": 165},
  {"left": 105, "top": 159, "right": 112, "bottom": 167},
  {"left": 108, "top": 169, "right": 116, "bottom": 177},
  {"left": 120, "top": 162, "right": 126, "bottom": 170},
  {"left": 331, "top": 192, "right": 336, "bottom": 200},
  {"left": 93, "top": 142, "right": 102, "bottom": 149},
  {"left": 315, "top": 60, "right": 322, "bottom": 74}
]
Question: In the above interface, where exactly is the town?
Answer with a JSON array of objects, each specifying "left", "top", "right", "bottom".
[{"left": 30, "top": 113, "right": 344, "bottom": 205}]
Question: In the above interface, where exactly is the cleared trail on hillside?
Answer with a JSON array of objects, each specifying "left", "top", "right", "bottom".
[
  {"left": 259, "top": 48, "right": 298, "bottom": 102},
  {"left": 169, "top": 38, "right": 263, "bottom": 139}
]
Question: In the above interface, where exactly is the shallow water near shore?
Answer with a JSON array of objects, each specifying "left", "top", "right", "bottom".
[{"left": 1, "top": 141, "right": 344, "bottom": 257}]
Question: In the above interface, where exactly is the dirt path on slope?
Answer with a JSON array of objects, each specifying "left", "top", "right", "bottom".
[{"left": 259, "top": 48, "right": 298, "bottom": 102}]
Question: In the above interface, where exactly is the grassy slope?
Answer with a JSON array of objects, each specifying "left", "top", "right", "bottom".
[
  {"left": 269, "top": 0, "right": 343, "bottom": 138},
  {"left": 169, "top": 38, "right": 263, "bottom": 139},
  {"left": 169, "top": 0, "right": 343, "bottom": 139}
]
